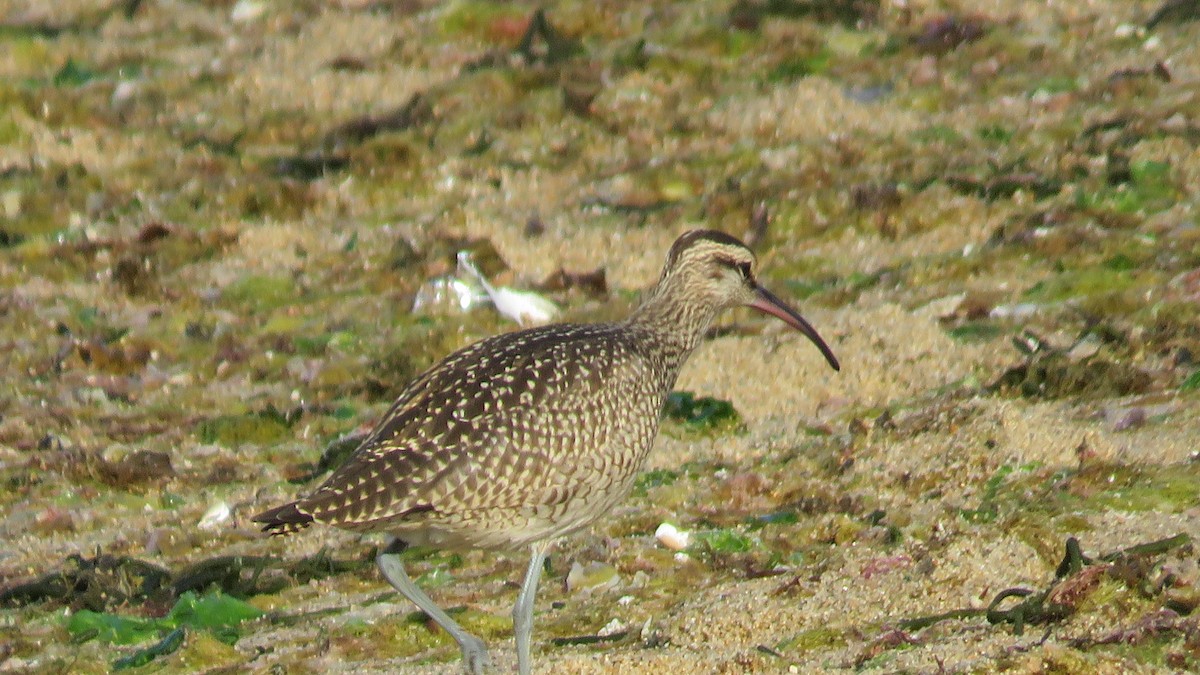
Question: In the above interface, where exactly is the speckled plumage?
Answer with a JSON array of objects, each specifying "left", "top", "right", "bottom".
[
  {"left": 263, "top": 323, "right": 670, "bottom": 549},
  {"left": 253, "top": 229, "right": 840, "bottom": 674}
]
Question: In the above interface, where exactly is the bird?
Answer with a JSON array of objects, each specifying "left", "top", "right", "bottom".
[{"left": 253, "top": 229, "right": 840, "bottom": 674}]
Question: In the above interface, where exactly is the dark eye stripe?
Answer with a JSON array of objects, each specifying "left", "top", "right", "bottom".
[{"left": 713, "top": 255, "right": 750, "bottom": 274}]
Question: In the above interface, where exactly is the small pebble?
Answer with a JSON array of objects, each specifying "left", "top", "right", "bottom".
[
  {"left": 989, "top": 303, "right": 1039, "bottom": 320},
  {"left": 230, "top": 0, "right": 266, "bottom": 22},
  {"left": 1113, "top": 407, "right": 1146, "bottom": 432},
  {"left": 597, "top": 618, "right": 625, "bottom": 636},
  {"left": 0, "top": 189, "right": 20, "bottom": 219},
  {"left": 1067, "top": 339, "right": 1101, "bottom": 361},
  {"left": 111, "top": 80, "right": 138, "bottom": 106},
  {"left": 1114, "top": 23, "right": 1139, "bottom": 38}
]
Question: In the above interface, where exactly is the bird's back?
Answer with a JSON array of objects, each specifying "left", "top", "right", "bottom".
[{"left": 257, "top": 322, "right": 673, "bottom": 548}]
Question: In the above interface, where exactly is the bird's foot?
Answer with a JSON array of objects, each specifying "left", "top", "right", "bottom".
[{"left": 458, "top": 633, "right": 490, "bottom": 674}]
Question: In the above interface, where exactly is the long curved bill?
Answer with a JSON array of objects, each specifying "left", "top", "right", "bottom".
[{"left": 748, "top": 286, "right": 841, "bottom": 371}]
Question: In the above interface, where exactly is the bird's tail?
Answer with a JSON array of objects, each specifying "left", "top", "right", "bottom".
[{"left": 252, "top": 501, "right": 315, "bottom": 536}]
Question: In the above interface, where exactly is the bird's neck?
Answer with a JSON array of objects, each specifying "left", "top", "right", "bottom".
[{"left": 623, "top": 277, "right": 719, "bottom": 370}]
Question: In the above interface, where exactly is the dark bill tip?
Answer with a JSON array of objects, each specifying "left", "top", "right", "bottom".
[{"left": 748, "top": 286, "right": 841, "bottom": 371}]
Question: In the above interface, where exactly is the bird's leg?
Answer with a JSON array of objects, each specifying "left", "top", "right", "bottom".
[
  {"left": 512, "top": 540, "right": 552, "bottom": 675},
  {"left": 376, "top": 541, "right": 489, "bottom": 674}
]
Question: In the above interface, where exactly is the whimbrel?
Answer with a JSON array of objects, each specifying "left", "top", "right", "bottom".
[{"left": 254, "top": 230, "right": 840, "bottom": 673}]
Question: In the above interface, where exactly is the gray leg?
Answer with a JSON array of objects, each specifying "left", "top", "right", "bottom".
[
  {"left": 512, "top": 540, "right": 552, "bottom": 675},
  {"left": 377, "top": 549, "right": 489, "bottom": 674}
]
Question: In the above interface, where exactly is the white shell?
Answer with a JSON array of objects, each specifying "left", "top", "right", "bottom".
[{"left": 655, "top": 522, "right": 690, "bottom": 551}]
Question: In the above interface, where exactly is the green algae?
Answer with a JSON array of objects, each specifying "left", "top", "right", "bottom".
[
  {"left": 195, "top": 409, "right": 292, "bottom": 447},
  {"left": 0, "top": 32, "right": 55, "bottom": 70},
  {"left": 692, "top": 528, "right": 757, "bottom": 555},
  {"left": 221, "top": 274, "right": 299, "bottom": 312},
  {"left": 767, "top": 50, "right": 832, "bottom": 81},
  {"left": 150, "top": 629, "right": 242, "bottom": 672},
  {"left": 0, "top": 107, "right": 24, "bottom": 146},
  {"left": 51, "top": 58, "right": 101, "bottom": 88},
  {"left": 1075, "top": 160, "right": 1178, "bottom": 216},
  {"left": 1181, "top": 370, "right": 1200, "bottom": 391},
  {"left": 67, "top": 590, "right": 263, "bottom": 646},
  {"left": 332, "top": 616, "right": 450, "bottom": 661},
  {"left": 1025, "top": 267, "right": 1138, "bottom": 302},
  {"left": 634, "top": 468, "right": 680, "bottom": 493},
  {"left": 910, "top": 124, "right": 964, "bottom": 145},
  {"left": 662, "top": 391, "right": 740, "bottom": 431},
  {"left": 0, "top": 172, "right": 76, "bottom": 238},
  {"left": 946, "top": 321, "right": 1006, "bottom": 342},
  {"left": 1053, "top": 513, "right": 1094, "bottom": 537},
  {"left": 977, "top": 124, "right": 1015, "bottom": 144},
  {"left": 437, "top": 1, "right": 530, "bottom": 40},
  {"left": 1085, "top": 465, "right": 1200, "bottom": 513},
  {"left": 777, "top": 626, "right": 848, "bottom": 653},
  {"left": 959, "top": 463, "right": 1025, "bottom": 524},
  {"left": 952, "top": 462, "right": 1200, "bottom": 533}
]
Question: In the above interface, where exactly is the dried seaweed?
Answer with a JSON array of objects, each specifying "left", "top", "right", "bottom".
[
  {"left": 112, "top": 626, "right": 186, "bottom": 670},
  {"left": 1, "top": 550, "right": 369, "bottom": 610},
  {"left": 989, "top": 331, "right": 1152, "bottom": 400},
  {"left": 317, "top": 93, "right": 434, "bottom": 153},
  {"left": 1, "top": 553, "right": 171, "bottom": 610},
  {"left": 513, "top": 8, "right": 582, "bottom": 67},
  {"left": 538, "top": 267, "right": 608, "bottom": 296},
  {"left": 912, "top": 14, "right": 990, "bottom": 54},
  {"left": 728, "top": 0, "right": 880, "bottom": 30},
  {"left": 895, "top": 534, "right": 1193, "bottom": 637},
  {"left": 1146, "top": 0, "right": 1200, "bottom": 28},
  {"left": 29, "top": 448, "right": 175, "bottom": 488},
  {"left": 549, "top": 631, "right": 629, "bottom": 647}
]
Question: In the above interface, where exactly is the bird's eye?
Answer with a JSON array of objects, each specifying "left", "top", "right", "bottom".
[{"left": 736, "top": 262, "right": 752, "bottom": 279}]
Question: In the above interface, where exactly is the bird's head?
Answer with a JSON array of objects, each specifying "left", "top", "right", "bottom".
[{"left": 656, "top": 229, "right": 840, "bottom": 371}]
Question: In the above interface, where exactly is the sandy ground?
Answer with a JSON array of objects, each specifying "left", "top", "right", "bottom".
[{"left": 1, "top": 0, "right": 1199, "bottom": 673}]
